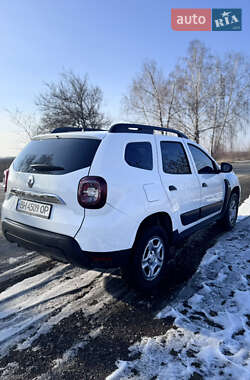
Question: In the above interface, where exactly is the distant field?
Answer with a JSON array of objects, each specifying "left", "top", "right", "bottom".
[
  {"left": 0, "top": 157, "right": 15, "bottom": 182},
  {"left": 215, "top": 151, "right": 250, "bottom": 162}
]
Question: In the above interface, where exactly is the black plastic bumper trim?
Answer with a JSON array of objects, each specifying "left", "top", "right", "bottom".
[{"left": 2, "top": 219, "right": 131, "bottom": 269}]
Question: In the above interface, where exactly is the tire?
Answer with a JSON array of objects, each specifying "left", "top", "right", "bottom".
[
  {"left": 121, "top": 225, "right": 170, "bottom": 292},
  {"left": 219, "top": 192, "right": 239, "bottom": 230}
]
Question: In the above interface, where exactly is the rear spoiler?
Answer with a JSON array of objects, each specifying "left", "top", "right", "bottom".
[
  {"left": 51, "top": 127, "right": 107, "bottom": 133},
  {"left": 51, "top": 127, "right": 82, "bottom": 133}
]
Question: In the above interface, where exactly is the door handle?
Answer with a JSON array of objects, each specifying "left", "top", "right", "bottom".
[
  {"left": 202, "top": 182, "right": 208, "bottom": 188},
  {"left": 169, "top": 185, "right": 177, "bottom": 191}
]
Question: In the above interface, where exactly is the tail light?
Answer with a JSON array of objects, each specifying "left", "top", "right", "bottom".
[
  {"left": 4, "top": 169, "right": 9, "bottom": 193},
  {"left": 78, "top": 176, "right": 107, "bottom": 209}
]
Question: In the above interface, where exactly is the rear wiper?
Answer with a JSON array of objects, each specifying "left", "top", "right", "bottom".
[{"left": 30, "top": 164, "right": 65, "bottom": 171}]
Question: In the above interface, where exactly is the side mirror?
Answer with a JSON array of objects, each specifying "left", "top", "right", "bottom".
[{"left": 220, "top": 162, "right": 233, "bottom": 173}]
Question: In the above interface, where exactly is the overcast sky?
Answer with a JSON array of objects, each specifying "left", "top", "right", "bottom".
[{"left": 0, "top": 0, "right": 249, "bottom": 157}]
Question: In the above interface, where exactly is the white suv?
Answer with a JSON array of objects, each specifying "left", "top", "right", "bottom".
[{"left": 1, "top": 124, "right": 240, "bottom": 290}]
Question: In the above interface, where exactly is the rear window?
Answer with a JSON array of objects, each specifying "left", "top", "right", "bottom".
[
  {"left": 13, "top": 138, "right": 101, "bottom": 175},
  {"left": 125, "top": 142, "right": 153, "bottom": 170}
]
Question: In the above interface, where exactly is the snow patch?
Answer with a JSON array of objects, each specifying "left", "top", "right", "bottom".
[
  {"left": 0, "top": 263, "right": 109, "bottom": 357},
  {"left": 108, "top": 196, "right": 250, "bottom": 379},
  {"left": 237, "top": 195, "right": 250, "bottom": 221},
  {"left": 8, "top": 257, "right": 19, "bottom": 264}
]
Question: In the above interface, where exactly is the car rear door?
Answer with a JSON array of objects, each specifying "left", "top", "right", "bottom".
[{"left": 156, "top": 137, "right": 201, "bottom": 232}]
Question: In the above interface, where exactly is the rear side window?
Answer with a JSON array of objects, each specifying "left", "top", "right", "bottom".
[
  {"left": 13, "top": 138, "right": 101, "bottom": 175},
  {"left": 160, "top": 141, "right": 191, "bottom": 174},
  {"left": 125, "top": 142, "right": 153, "bottom": 170}
]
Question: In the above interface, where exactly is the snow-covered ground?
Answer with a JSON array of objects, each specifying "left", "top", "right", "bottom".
[
  {"left": 108, "top": 197, "right": 250, "bottom": 380},
  {"left": 1, "top": 193, "right": 250, "bottom": 379},
  {"left": 0, "top": 258, "right": 115, "bottom": 361}
]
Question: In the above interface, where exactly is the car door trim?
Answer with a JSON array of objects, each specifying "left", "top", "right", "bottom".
[
  {"left": 200, "top": 201, "right": 223, "bottom": 219},
  {"left": 181, "top": 201, "right": 223, "bottom": 226}
]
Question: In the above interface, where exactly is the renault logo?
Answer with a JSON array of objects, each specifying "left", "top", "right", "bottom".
[{"left": 28, "top": 175, "right": 35, "bottom": 188}]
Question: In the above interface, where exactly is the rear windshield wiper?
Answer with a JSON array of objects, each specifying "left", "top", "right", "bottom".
[{"left": 30, "top": 164, "right": 65, "bottom": 171}]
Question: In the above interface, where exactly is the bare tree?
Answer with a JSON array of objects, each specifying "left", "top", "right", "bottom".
[
  {"left": 122, "top": 61, "right": 177, "bottom": 129},
  {"left": 36, "top": 71, "right": 110, "bottom": 133},
  {"left": 7, "top": 108, "right": 41, "bottom": 142},
  {"left": 170, "top": 40, "right": 215, "bottom": 143},
  {"left": 170, "top": 41, "right": 250, "bottom": 151},
  {"left": 205, "top": 53, "right": 250, "bottom": 155}
]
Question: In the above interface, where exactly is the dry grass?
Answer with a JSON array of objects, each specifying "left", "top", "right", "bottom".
[{"left": 214, "top": 151, "right": 250, "bottom": 163}]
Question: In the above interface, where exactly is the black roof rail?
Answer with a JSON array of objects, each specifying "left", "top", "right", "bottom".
[
  {"left": 51, "top": 127, "right": 107, "bottom": 134},
  {"left": 109, "top": 123, "right": 188, "bottom": 139}
]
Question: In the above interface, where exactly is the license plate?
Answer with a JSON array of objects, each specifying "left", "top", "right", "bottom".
[{"left": 16, "top": 199, "right": 52, "bottom": 219}]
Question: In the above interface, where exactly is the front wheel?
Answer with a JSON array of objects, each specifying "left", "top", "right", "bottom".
[
  {"left": 219, "top": 192, "right": 239, "bottom": 230},
  {"left": 121, "top": 225, "right": 170, "bottom": 292}
]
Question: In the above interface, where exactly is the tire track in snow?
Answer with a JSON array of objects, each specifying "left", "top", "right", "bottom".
[{"left": 0, "top": 262, "right": 113, "bottom": 357}]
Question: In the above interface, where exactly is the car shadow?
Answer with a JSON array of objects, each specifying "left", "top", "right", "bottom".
[{"left": 103, "top": 220, "right": 226, "bottom": 315}]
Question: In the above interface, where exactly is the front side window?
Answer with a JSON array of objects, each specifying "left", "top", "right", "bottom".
[
  {"left": 160, "top": 141, "right": 191, "bottom": 174},
  {"left": 125, "top": 142, "right": 153, "bottom": 170},
  {"left": 188, "top": 144, "right": 216, "bottom": 174}
]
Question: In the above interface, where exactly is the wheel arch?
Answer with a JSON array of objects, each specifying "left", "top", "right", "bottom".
[
  {"left": 231, "top": 185, "right": 240, "bottom": 199},
  {"left": 133, "top": 212, "right": 173, "bottom": 247},
  {"left": 220, "top": 180, "right": 240, "bottom": 219}
]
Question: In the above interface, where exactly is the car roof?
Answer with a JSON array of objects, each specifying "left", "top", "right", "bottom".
[
  {"left": 32, "top": 129, "right": 213, "bottom": 158},
  {"left": 34, "top": 123, "right": 190, "bottom": 141},
  {"left": 33, "top": 130, "right": 196, "bottom": 147}
]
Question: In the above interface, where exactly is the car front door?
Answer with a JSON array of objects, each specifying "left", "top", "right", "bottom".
[{"left": 187, "top": 144, "right": 225, "bottom": 219}]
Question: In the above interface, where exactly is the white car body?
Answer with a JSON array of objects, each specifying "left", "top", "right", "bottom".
[{"left": 1, "top": 124, "right": 240, "bottom": 272}]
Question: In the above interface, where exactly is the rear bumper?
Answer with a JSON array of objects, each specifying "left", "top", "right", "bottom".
[{"left": 2, "top": 219, "right": 131, "bottom": 269}]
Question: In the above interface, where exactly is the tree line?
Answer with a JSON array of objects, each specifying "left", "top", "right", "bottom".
[
  {"left": 10, "top": 40, "right": 250, "bottom": 155},
  {"left": 124, "top": 40, "right": 250, "bottom": 154}
]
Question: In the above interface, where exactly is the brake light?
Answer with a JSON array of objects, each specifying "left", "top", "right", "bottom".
[
  {"left": 78, "top": 176, "right": 107, "bottom": 209},
  {"left": 4, "top": 169, "right": 9, "bottom": 193}
]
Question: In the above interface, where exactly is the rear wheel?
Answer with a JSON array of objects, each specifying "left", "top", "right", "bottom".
[
  {"left": 219, "top": 192, "right": 239, "bottom": 230},
  {"left": 122, "top": 225, "right": 170, "bottom": 292}
]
